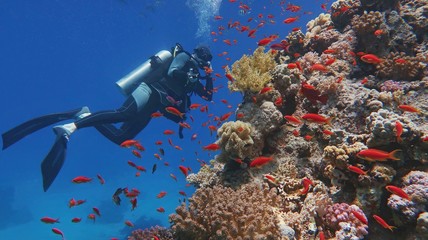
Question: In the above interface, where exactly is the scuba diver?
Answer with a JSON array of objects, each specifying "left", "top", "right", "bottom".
[{"left": 2, "top": 43, "right": 213, "bottom": 191}]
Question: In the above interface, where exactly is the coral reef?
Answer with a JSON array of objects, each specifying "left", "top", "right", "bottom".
[
  {"left": 387, "top": 171, "right": 428, "bottom": 225},
  {"left": 322, "top": 203, "right": 369, "bottom": 239},
  {"left": 128, "top": 226, "right": 174, "bottom": 240},
  {"left": 169, "top": 183, "right": 286, "bottom": 240},
  {"left": 168, "top": 0, "right": 428, "bottom": 239},
  {"left": 226, "top": 46, "right": 276, "bottom": 93}
]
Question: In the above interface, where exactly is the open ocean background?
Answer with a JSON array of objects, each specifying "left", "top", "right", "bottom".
[{"left": 0, "top": 1, "right": 325, "bottom": 239}]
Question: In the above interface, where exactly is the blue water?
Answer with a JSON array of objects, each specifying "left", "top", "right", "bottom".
[{"left": 0, "top": 1, "right": 325, "bottom": 239}]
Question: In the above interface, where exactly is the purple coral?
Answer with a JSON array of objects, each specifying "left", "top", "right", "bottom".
[
  {"left": 387, "top": 171, "right": 428, "bottom": 224},
  {"left": 380, "top": 80, "right": 403, "bottom": 92},
  {"left": 323, "top": 203, "right": 368, "bottom": 239}
]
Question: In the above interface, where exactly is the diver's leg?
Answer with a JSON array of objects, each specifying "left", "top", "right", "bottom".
[
  {"left": 2, "top": 107, "right": 90, "bottom": 150},
  {"left": 92, "top": 83, "right": 160, "bottom": 145}
]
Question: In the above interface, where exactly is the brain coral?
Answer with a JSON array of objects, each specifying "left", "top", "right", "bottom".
[
  {"left": 169, "top": 183, "right": 286, "bottom": 240},
  {"left": 215, "top": 120, "right": 254, "bottom": 161},
  {"left": 226, "top": 46, "right": 276, "bottom": 93}
]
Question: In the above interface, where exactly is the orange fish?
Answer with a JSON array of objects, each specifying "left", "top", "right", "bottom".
[
  {"left": 165, "top": 107, "right": 184, "bottom": 118},
  {"left": 347, "top": 165, "right": 367, "bottom": 175},
  {"left": 189, "top": 103, "right": 202, "bottom": 109},
  {"left": 220, "top": 112, "right": 233, "bottom": 121},
  {"left": 301, "top": 113, "right": 332, "bottom": 125},
  {"left": 284, "top": 115, "right": 302, "bottom": 125},
  {"left": 156, "top": 191, "right": 167, "bottom": 199},
  {"left": 356, "top": 149, "right": 401, "bottom": 161},
  {"left": 71, "top": 176, "right": 92, "bottom": 184},
  {"left": 373, "top": 215, "right": 395, "bottom": 231},
  {"left": 257, "top": 37, "right": 274, "bottom": 46},
  {"left": 385, "top": 185, "right": 410, "bottom": 200},
  {"left": 374, "top": 29, "right": 383, "bottom": 36},
  {"left": 310, "top": 63, "right": 328, "bottom": 72},
  {"left": 134, "top": 142, "right": 145, "bottom": 151},
  {"left": 120, "top": 139, "right": 138, "bottom": 148},
  {"left": 283, "top": 17, "right": 298, "bottom": 24},
  {"left": 41, "top": 217, "right": 60, "bottom": 224},
  {"left": 225, "top": 73, "right": 234, "bottom": 82},
  {"left": 202, "top": 143, "right": 221, "bottom": 151},
  {"left": 88, "top": 213, "right": 96, "bottom": 222},
  {"left": 132, "top": 150, "right": 141, "bottom": 158},
  {"left": 398, "top": 104, "right": 421, "bottom": 113},
  {"left": 151, "top": 112, "right": 163, "bottom": 118},
  {"left": 249, "top": 156, "right": 273, "bottom": 168},
  {"left": 395, "top": 121, "right": 403, "bottom": 143},
  {"left": 136, "top": 165, "right": 146, "bottom": 172},
  {"left": 360, "top": 54, "right": 382, "bottom": 64}
]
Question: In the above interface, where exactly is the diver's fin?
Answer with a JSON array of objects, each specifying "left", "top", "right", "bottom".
[
  {"left": 2, "top": 107, "right": 88, "bottom": 150},
  {"left": 41, "top": 134, "right": 68, "bottom": 192}
]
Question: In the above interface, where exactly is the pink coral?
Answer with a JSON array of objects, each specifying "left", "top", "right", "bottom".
[{"left": 323, "top": 203, "right": 368, "bottom": 239}]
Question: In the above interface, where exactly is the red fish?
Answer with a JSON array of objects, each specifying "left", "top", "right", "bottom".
[
  {"left": 71, "top": 176, "right": 92, "bottom": 184},
  {"left": 120, "top": 139, "right": 138, "bottom": 148},
  {"left": 360, "top": 54, "right": 382, "bottom": 64},
  {"left": 257, "top": 37, "right": 274, "bottom": 46},
  {"left": 259, "top": 86, "right": 272, "bottom": 94},
  {"left": 68, "top": 198, "right": 76, "bottom": 208},
  {"left": 264, "top": 174, "right": 277, "bottom": 183},
  {"left": 347, "top": 165, "right": 367, "bottom": 175},
  {"left": 398, "top": 104, "right": 421, "bottom": 113},
  {"left": 132, "top": 150, "right": 141, "bottom": 158},
  {"left": 373, "top": 215, "right": 395, "bottom": 231},
  {"left": 249, "top": 156, "right": 274, "bottom": 168},
  {"left": 170, "top": 173, "right": 178, "bottom": 182},
  {"left": 52, "top": 228, "right": 65, "bottom": 239},
  {"left": 220, "top": 112, "right": 233, "bottom": 121},
  {"left": 225, "top": 73, "right": 234, "bottom": 82},
  {"left": 41, "top": 217, "right": 60, "bottom": 224},
  {"left": 165, "top": 107, "right": 184, "bottom": 118},
  {"left": 71, "top": 217, "right": 81, "bottom": 223},
  {"left": 202, "top": 143, "right": 221, "bottom": 151},
  {"left": 310, "top": 63, "right": 328, "bottom": 72},
  {"left": 300, "top": 177, "right": 314, "bottom": 195},
  {"left": 300, "top": 82, "right": 328, "bottom": 104},
  {"left": 301, "top": 113, "right": 332, "bottom": 125},
  {"left": 189, "top": 103, "right": 202, "bottom": 109},
  {"left": 93, "top": 207, "right": 101, "bottom": 217},
  {"left": 156, "top": 207, "right": 165, "bottom": 213},
  {"left": 395, "top": 121, "right": 403, "bottom": 143},
  {"left": 284, "top": 115, "right": 302, "bottom": 125},
  {"left": 156, "top": 191, "right": 167, "bottom": 199},
  {"left": 179, "top": 191, "right": 187, "bottom": 197},
  {"left": 130, "top": 198, "right": 137, "bottom": 210},
  {"left": 274, "top": 97, "right": 283, "bottom": 106},
  {"left": 163, "top": 129, "right": 174, "bottom": 135},
  {"left": 179, "top": 165, "right": 189, "bottom": 177},
  {"left": 356, "top": 149, "right": 401, "bottom": 161},
  {"left": 322, "top": 129, "right": 334, "bottom": 135},
  {"left": 351, "top": 210, "right": 368, "bottom": 225},
  {"left": 88, "top": 213, "right": 96, "bottom": 222},
  {"left": 96, "top": 174, "right": 105, "bottom": 185},
  {"left": 283, "top": 17, "right": 298, "bottom": 24},
  {"left": 385, "top": 185, "right": 410, "bottom": 200},
  {"left": 134, "top": 142, "right": 145, "bottom": 151},
  {"left": 151, "top": 112, "right": 163, "bottom": 118},
  {"left": 125, "top": 220, "right": 134, "bottom": 227}
]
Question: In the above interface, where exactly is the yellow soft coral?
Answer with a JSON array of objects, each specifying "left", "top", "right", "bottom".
[{"left": 226, "top": 46, "right": 276, "bottom": 92}]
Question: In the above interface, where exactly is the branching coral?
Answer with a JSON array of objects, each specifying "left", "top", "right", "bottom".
[
  {"left": 128, "top": 226, "right": 174, "bottom": 240},
  {"left": 169, "top": 183, "right": 286, "bottom": 240},
  {"left": 376, "top": 52, "right": 427, "bottom": 81},
  {"left": 226, "top": 46, "right": 276, "bottom": 92}
]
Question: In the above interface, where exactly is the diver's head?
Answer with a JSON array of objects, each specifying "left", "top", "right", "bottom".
[{"left": 193, "top": 45, "right": 212, "bottom": 68}]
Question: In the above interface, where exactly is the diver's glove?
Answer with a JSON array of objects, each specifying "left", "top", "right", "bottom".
[{"left": 187, "top": 68, "right": 200, "bottom": 83}]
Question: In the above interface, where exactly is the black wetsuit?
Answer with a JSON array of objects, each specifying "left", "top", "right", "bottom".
[{"left": 74, "top": 52, "right": 213, "bottom": 144}]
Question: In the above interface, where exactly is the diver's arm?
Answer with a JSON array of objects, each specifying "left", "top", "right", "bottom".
[
  {"left": 194, "top": 76, "right": 213, "bottom": 101},
  {"left": 168, "top": 52, "right": 190, "bottom": 82}
]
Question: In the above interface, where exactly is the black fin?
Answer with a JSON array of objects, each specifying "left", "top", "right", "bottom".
[{"left": 41, "top": 135, "right": 68, "bottom": 192}]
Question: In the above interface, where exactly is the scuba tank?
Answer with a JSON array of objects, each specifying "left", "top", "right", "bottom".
[{"left": 116, "top": 50, "right": 173, "bottom": 96}]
